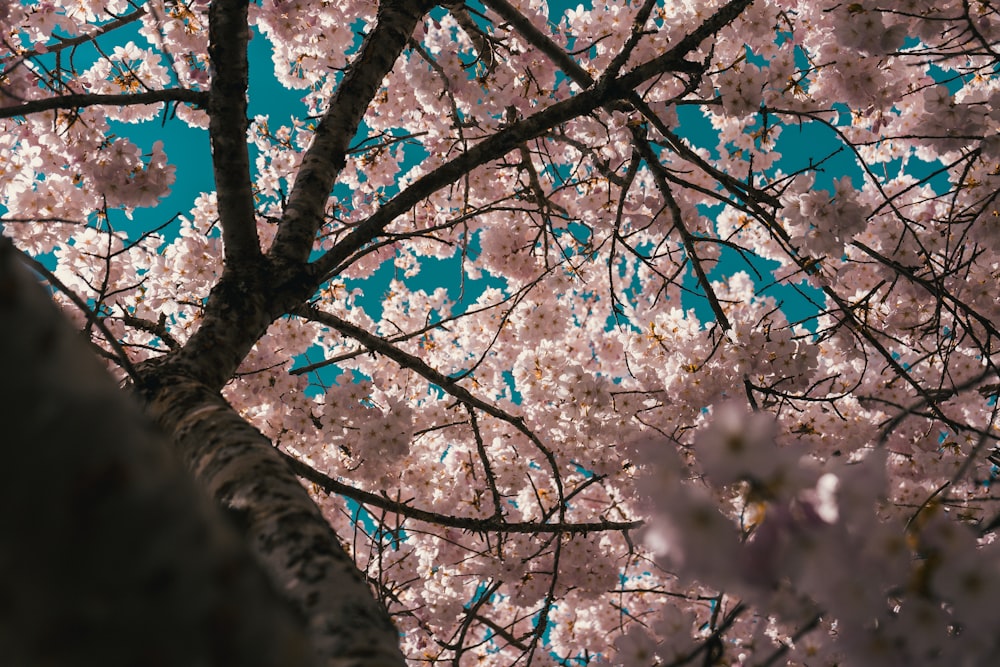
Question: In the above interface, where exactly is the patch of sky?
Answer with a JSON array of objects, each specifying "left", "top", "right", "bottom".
[
  {"left": 296, "top": 343, "right": 341, "bottom": 397},
  {"left": 662, "top": 109, "right": 836, "bottom": 328},
  {"left": 469, "top": 581, "right": 496, "bottom": 608},
  {"left": 551, "top": 0, "right": 593, "bottom": 19},
  {"left": 715, "top": 245, "right": 824, "bottom": 330},
  {"left": 769, "top": 111, "right": 864, "bottom": 193},
  {"left": 341, "top": 237, "right": 493, "bottom": 322},
  {"left": 876, "top": 153, "right": 952, "bottom": 195},
  {"left": 344, "top": 496, "right": 379, "bottom": 537},
  {"left": 979, "top": 464, "right": 999, "bottom": 488},
  {"left": 105, "top": 117, "right": 210, "bottom": 241},
  {"left": 677, "top": 255, "right": 716, "bottom": 325},
  {"left": 503, "top": 370, "right": 524, "bottom": 404},
  {"left": 927, "top": 63, "right": 968, "bottom": 95},
  {"left": 674, "top": 104, "right": 720, "bottom": 160},
  {"left": 343, "top": 495, "right": 407, "bottom": 548}
]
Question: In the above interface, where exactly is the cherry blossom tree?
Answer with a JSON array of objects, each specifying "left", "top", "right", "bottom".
[{"left": 2, "top": 0, "right": 1000, "bottom": 665}]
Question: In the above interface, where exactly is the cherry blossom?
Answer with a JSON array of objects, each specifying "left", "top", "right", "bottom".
[{"left": 3, "top": 0, "right": 1000, "bottom": 664}]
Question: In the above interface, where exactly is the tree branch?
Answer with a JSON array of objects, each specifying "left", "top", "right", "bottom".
[
  {"left": 484, "top": 0, "right": 781, "bottom": 214},
  {"left": 480, "top": 0, "right": 591, "bottom": 84},
  {"left": 208, "top": 0, "right": 262, "bottom": 266},
  {"left": 0, "top": 7, "right": 148, "bottom": 65},
  {"left": 631, "top": 127, "right": 733, "bottom": 331},
  {"left": 294, "top": 303, "right": 572, "bottom": 522},
  {"left": 0, "top": 89, "right": 208, "bottom": 119},
  {"left": 279, "top": 451, "right": 642, "bottom": 535},
  {"left": 307, "top": 81, "right": 611, "bottom": 280},
  {"left": 16, "top": 248, "right": 141, "bottom": 382},
  {"left": 268, "top": 0, "right": 435, "bottom": 266}
]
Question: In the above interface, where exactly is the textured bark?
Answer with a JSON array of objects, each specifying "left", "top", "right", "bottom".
[
  {"left": 269, "top": 0, "right": 435, "bottom": 265},
  {"left": 152, "top": 258, "right": 315, "bottom": 392},
  {"left": 208, "top": 0, "right": 262, "bottom": 265},
  {"left": 0, "top": 238, "right": 315, "bottom": 667},
  {"left": 137, "top": 370, "right": 407, "bottom": 667}
]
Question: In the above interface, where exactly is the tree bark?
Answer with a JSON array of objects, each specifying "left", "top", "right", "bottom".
[
  {"left": 0, "top": 237, "right": 315, "bottom": 667},
  {"left": 137, "top": 369, "right": 407, "bottom": 667}
]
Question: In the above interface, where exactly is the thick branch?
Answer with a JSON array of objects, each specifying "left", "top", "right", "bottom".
[
  {"left": 443, "top": 2, "right": 496, "bottom": 75},
  {"left": 151, "top": 253, "right": 320, "bottom": 392},
  {"left": 598, "top": 0, "right": 661, "bottom": 84},
  {"left": 137, "top": 370, "right": 406, "bottom": 667},
  {"left": 0, "top": 89, "right": 207, "bottom": 119},
  {"left": 208, "top": 0, "right": 262, "bottom": 265},
  {"left": 269, "top": 0, "right": 435, "bottom": 265},
  {"left": 481, "top": 0, "right": 591, "bottom": 84}
]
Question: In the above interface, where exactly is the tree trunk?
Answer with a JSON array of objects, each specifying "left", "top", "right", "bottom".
[
  {"left": 137, "top": 369, "right": 407, "bottom": 667},
  {"left": 0, "top": 237, "right": 316, "bottom": 666}
]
